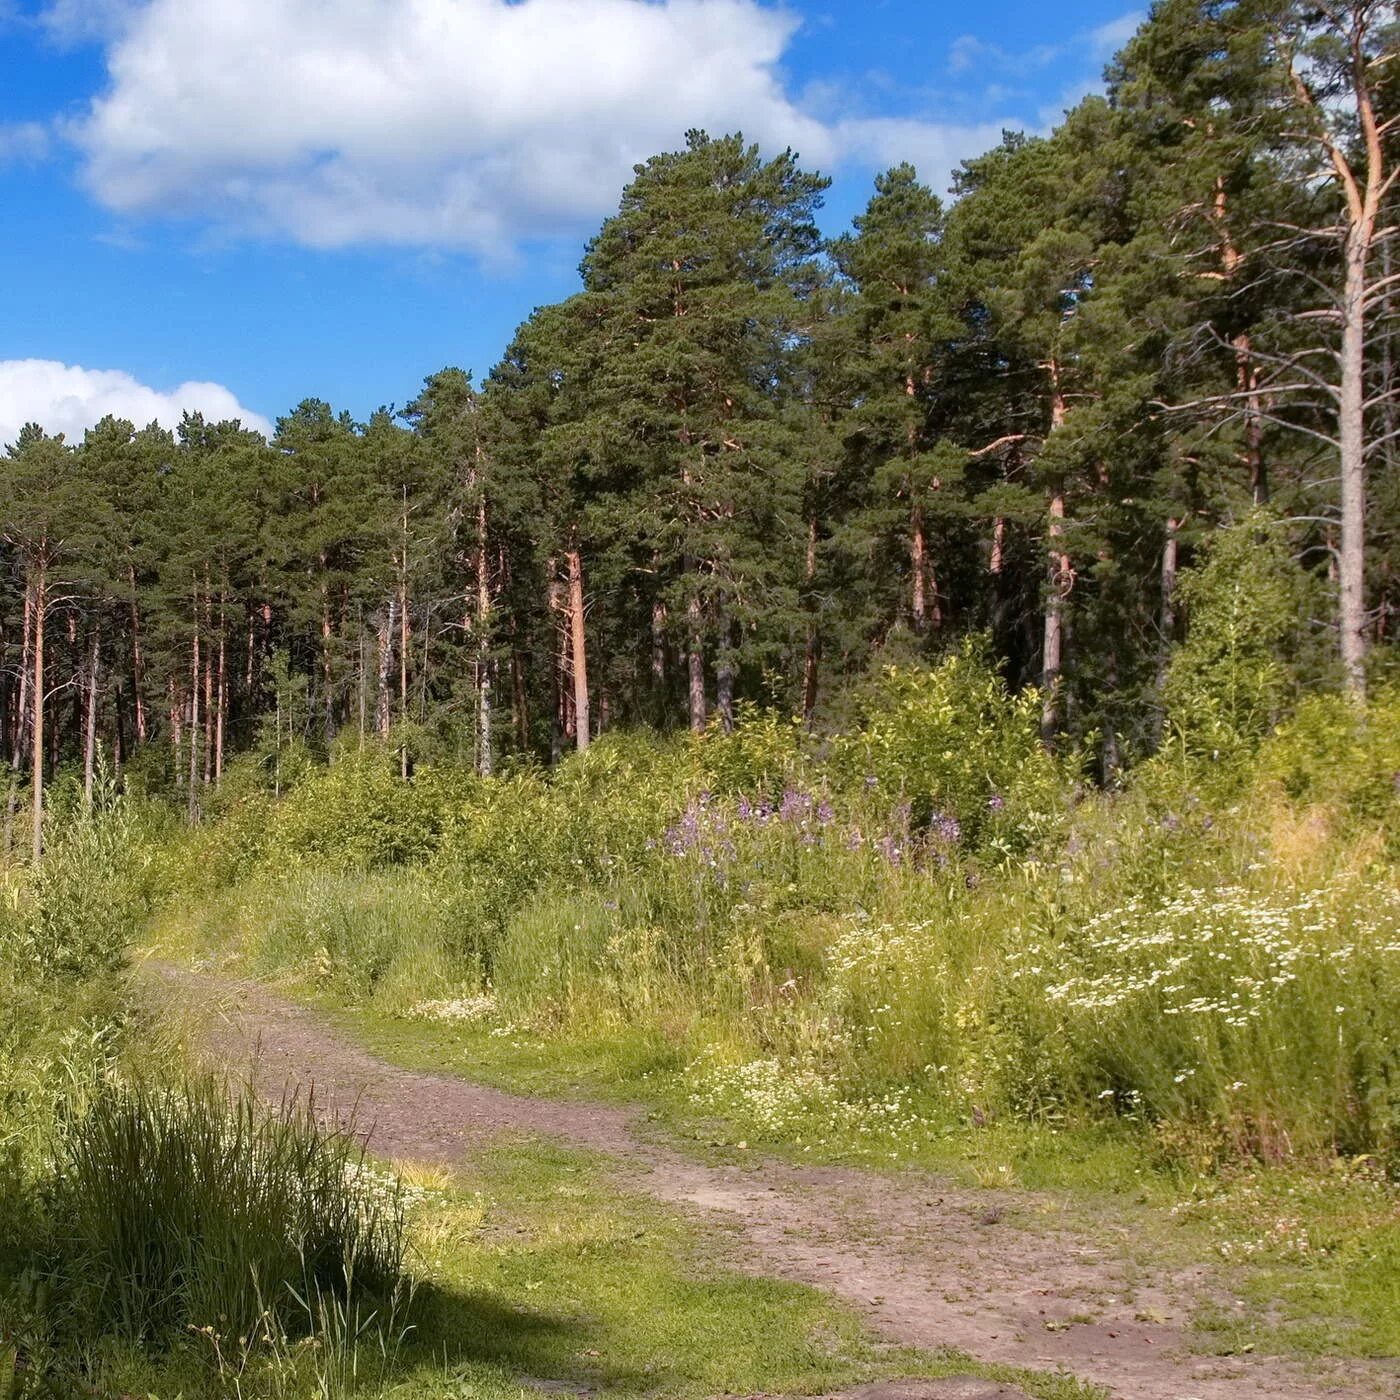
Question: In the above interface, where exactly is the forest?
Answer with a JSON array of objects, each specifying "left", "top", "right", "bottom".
[
  {"left": 1, "top": 0, "right": 1394, "bottom": 851},
  {"left": 2, "top": 1, "right": 1399, "bottom": 1399}
]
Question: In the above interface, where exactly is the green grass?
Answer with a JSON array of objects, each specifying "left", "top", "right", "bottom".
[{"left": 29, "top": 1133, "right": 1106, "bottom": 1400}]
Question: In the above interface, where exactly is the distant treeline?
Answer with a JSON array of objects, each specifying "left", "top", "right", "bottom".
[{"left": 1, "top": 0, "right": 1395, "bottom": 855}]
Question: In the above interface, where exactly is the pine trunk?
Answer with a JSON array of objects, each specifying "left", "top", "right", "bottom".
[
  {"left": 375, "top": 596, "right": 396, "bottom": 737},
  {"left": 83, "top": 627, "right": 100, "bottom": 809},
  {"left": 188, "top": 628, "right": 201, "bottom": 823},
  {"left": 5, "top": 592, "right": 31, "bottom": 857},
  {"left": 1041, "top": 370, "right": 1070, "bottom": 743},
  {"left": 215, "top": 615, "right": 227, "bottom": 785},
  {"left": 910, "top": 500, "right": 927, "bottom": 633},
  {"left": 128, "top": 565, "right": 147, "bottom": 744},
  {"left": 566, "top": 547, "right": 590, "bottom": 752},
  {"left": 30, "top": 564, "right": 45, "bottom": 863},
  {"left": 476, "top": 495, "right": 493, "bottom": 776},
  {"left": 1338, "top": 232, "right": 1369, "bottom": 697},
  {"left": 1157, "top": 518, "right": 1180, "bottom": 736},
  {"left": 802, "top": 513, "right": 820, "bottom": 724},
  {"left": 686, "top": 589, "right": 706, "bottom": 733}
]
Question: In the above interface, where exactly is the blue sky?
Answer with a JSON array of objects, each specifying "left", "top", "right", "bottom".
[{"left": 0, "top": 0, "right": 1140, "bottom": 443}]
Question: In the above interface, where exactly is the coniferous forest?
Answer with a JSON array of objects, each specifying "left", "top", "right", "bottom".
[
  {"left": 3, "top": 4, "right": 1400, "bottom": 1400},
  {"left": 2, "top": 0, "right": 1395, "bottom": 852}
]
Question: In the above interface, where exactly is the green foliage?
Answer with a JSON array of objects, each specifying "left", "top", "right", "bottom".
[
  {"left": 17, "top": 794, "right": 144, "bottom": 983},
  {"left": 156, "top": 685, "right": 1400, "bottom": 1173},
  {"left": 831, "top": 642, "right": 1069, "bottom": 856},
  {"left": 1257, "top": 686, "right": 1400, "bottom": 827},
  {"left": 1164, "top": 517, "right": 1302, "bottom": 761}
]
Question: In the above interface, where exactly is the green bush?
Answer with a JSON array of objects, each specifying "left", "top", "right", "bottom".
[
  {"left": 1163, "top": 516, "right": 1303, "bottom": 764},
  {"left": 1257, "top": 687, "right": 1400, "bottom": 828},
  {"left": 830, "top": 641, "right": 1071, "bottom": 857}
]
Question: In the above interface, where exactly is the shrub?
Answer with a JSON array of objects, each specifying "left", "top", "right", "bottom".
[
  {"left": 1256, "top": 687, "right": 1400, "bottom": 830},
  {"left": 1163, "top": 516, "right": 1302, "bottom": 764},
  {"left": 830, "top": 641, "right": 1070, "bottom": 858}
]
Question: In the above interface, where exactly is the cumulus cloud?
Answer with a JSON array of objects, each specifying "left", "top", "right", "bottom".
[
  {"left": 0, "top": 359, "right": 272, "bottom": 448},
  {"left": 62, "top": 0, "right": 1036, "bottom": 253},
  {"left": 38, "top": 0, "right": 142, "bottom": 43}
]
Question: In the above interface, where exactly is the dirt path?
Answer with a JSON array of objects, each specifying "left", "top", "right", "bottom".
[{"left": 148, "top": 965, "right": 1385, "bottom": 1400}]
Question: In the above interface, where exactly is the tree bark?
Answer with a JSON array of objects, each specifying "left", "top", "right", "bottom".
[
  {"left": 30, "top": 564, "right": 45, "bottom": 862},
  {"left": 374, "top": 596, "right": 396, "bottom": 738},
  {"left": 802, "top": 513, "right": 820, "bottom": 725},
  {"left": 566, "top": 546, "right": 590, "bottom": 752},
  {"left": 215, "top": 608, "right": 227, "bottom": 785},
  {"left": 910, "top": 500, "right": 927, "bottom": 633},
  {"left": 1338, "top": 231, "right": 1369, "bottom": 696},
  {"left": 476, "top": 494, "right": 493, "bottom": 776},
  {"left": 715, "top": 629, "right": 735, "bottom": 734},
  {"left": 83, "top": 626, "right": 100, "bottom": 809},
  {"left": 1041, "top": 369, "right": 1070, "bottom": 743},
  {"left": 128, "top": 564, "right": 147, "bottom": 744},
  {"left": 320, "top": 575, "right": 335, "bottom": 744},
  {"left": 188, "top": 626, "right": 201, "bottom": 824},
  {"left": 6, "top": 592, "right": 32, "bottom": 856},
  {"left": 686, "top": 589, "right": 706, "bottom": 733}
]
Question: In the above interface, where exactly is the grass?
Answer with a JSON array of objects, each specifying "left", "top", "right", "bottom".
[
  {"left": 11, "top": 669, "right": 1400, "bottom": 1393},
  {"left": 5, "top": 1075, "right": 412, "bottom": 1398}
]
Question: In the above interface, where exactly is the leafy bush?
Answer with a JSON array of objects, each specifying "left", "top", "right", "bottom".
[
  {"left": 1256, "top": 687, "right": 1400, "bottom": 829},
  {"left": 15, "top": 788, "right": 145, "bottom": 983},
  {"left": 1163, "top": 517, "right": 1303, "bottom": 763},
  {"left": 830, "top": 642, "right": 1070, "bottom": 858}
]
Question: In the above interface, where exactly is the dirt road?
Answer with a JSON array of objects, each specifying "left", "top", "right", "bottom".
[{"left": 148, "top": 965, "right": 1386, "bottom": 1400}]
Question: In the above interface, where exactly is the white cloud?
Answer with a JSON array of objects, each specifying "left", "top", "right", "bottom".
[
  {"left": 947, "top": 12, "right": 1143, "bottom": 81},
  {"left": 62, "top": 0, "right": 1041, "bottom": 253},
  {"left": 0, "top": 359, "right": 272, "bottom": 448},
  {"left": 834, "top": 117, "right": 1013, "bottom": 190},
  {"left": 0, "top": 120, "right": 50, "bottom": 164},
  {"left": 37, "top": 0, "right": 141, "bottom": 44}
]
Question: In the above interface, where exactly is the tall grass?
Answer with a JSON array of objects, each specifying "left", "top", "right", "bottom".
[
  {"left": 149, "top": 658, "right": 1400, "bottom": 1170},
  {"left": 14, "top": 1076, "right": 412, "bottom": 1397}
]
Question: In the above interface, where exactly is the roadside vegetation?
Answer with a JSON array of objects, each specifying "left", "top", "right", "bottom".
[{"left": 137, "top": 621, "right": 1400, "bottom": 1374}]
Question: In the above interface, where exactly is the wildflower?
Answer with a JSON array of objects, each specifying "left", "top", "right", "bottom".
[{"left": 875, "top": 835, "right": 902, "bottom": 867}]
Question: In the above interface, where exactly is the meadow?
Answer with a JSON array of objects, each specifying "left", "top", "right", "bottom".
[{"left": 3, "top": 643, "right": 1399, "bottom": 1396}]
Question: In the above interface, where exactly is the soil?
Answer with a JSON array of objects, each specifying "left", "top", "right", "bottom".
[{"left": 145, "top": 964, "right": 1391, "bottom": 1400}]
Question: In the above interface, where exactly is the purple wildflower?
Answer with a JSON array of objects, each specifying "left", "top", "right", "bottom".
[
  {"left": 876, "top": 835, "right": 903, "bottom": 867},
  {"left": 987, "top": 792, "right": 1005, "bottom": 812},
  {"left": 816, "top": 799, "right": 834, "bottom": 825},
  {"left": 930, "top": 812, "right": 962, "bottom": 846}
]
